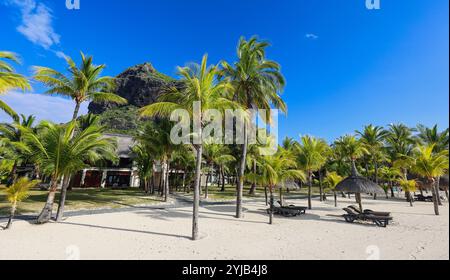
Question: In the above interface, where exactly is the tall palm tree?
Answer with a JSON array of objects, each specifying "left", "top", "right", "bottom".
[
  {"left": 219, "top": 36, "right": 287, "bottom": 219},
  {"left": 385, "top": 124, "right": 416, "bottom": 203},
  {"left": 136, "top": 120, "right": 178, "bottom": 201},
  {"left": 333, "top": 135, "right": 368, "bottom": 204},
  {"left": 323, "top": 172, "right": 343, "bottom": 207},
  {"left": 356, "top": 125, "right": 388, "bottom": 199},
  {"left": 19, "top": 120, "right": 117, "bottom": 223},
  {"left": 416, "top": 124, "right": 449, "bottom": 205},
  {"left": 33, "top": 52, "right": 127, "bottom": 121},
  {"left": 411, "top": 144, "right": 449, "bottom": 215},
  {"left": 295, "top": 135, "right": 330, "bottom": 209},
  {"left": 0, "top": 51, "right": 31, "bottom": 121},
  {"left": 3, "top": 177, "right": 39, "bottom": 229},
  {"left": 247, "top": 148, "right": 305, "bottom": 224},
  {"left": 139, "top": 54, "right": 238, "bottom": 240}
]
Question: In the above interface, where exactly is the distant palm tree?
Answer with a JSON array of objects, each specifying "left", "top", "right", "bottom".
[
  {"left": 203, "top": 143, "right": 235, "bottom": 197},
  {"left": 411, "top": 144, "right": 449, "bottom": 215},
  {"left": 333, "top": 135, "right": 368, "bottom": 205},
  {"left": 20, "top": 120, "right": 118, "bottom": 223},
  {"left": 356, "top": 125, "right": 388, "bottom": 199},
  {"left": 140, "top": 54, "right": 238, "bottom": 240},
  {"left": 132, "top": 143, "right": 155, "bottom": 194},
  {"left": 219, "top": 36, "right": 287, "bottom": 219},
  {"left": 295, "top": 135, "right": 330, "bottom": 209},
  {"left": 398, "top": 178, "right": 417, "bottom": 207},
  {"left": 379, "top": 166, "right": 402, "bottom": 198},
  {"left": 3, "top": 177, "right": 39, "bottom": 229},
  {"left": 247, "top": 149, "right": 305, "bottom": 224},
  {"left": 33, "top": 52, "right": 127, "bottom": 121},
  {"left": 323, "top": 172, "right": 343, "bottom": 207},
  {"left": 136, "top": 120, "right": 178, "bottom": 201},
  {"left": 0, "top": 114, "right": 36, "bottom": 185},
  {"left": 386, "top": 124, "right": 416, "bottom": 203},
  {"left": 0, "top": 51, "right": 31, "bottom": 121}
]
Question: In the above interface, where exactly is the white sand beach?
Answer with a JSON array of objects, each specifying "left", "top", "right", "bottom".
[{"left": 0, "top": 196, "right": 448, "bottom": 260}]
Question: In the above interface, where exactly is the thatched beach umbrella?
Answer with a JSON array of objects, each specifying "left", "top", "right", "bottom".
[{"left": 335, "top": 162, "right": 385, "bottom": 212}]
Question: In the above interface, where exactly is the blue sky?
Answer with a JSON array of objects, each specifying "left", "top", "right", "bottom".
[{"left": 0, "top": 0, "right": 448, "bottom": 142}]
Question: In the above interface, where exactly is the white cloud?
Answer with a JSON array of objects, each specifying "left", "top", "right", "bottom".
[
  {"left": 5, "top": 0, "right": 60, "bottom": 50},
  {"left": 0, "top": 91, "right": 88, "bottom": 123},
  {"left": 55, "top": 51, "right": 68, "bottom": 59},
  {"left": 305, "top": 33, "right": 319, "bottom": 40}
]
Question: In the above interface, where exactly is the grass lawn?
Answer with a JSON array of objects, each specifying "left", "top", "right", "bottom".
[
  {"left": 0, "top": 186, "right": 163, "bottom": 216},
  {"left": 176, "top": 184, "right": 324, "bottom": 201}
]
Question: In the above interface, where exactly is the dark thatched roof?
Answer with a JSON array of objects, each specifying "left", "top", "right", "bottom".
[
  {"left": 335, "top": 161, "right": 385, "bottom": 195},
  {"left": 335, "top": 175, "right": 385, "bottom": 195}
]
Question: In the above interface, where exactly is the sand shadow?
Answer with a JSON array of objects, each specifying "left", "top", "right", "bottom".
[{"left": 60, "top": 221, "right": 190, "bottom": 240}]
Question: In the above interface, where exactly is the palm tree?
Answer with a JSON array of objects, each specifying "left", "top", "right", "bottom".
[
  {"left": 132, "top": 143, "right": 155, "bottom": 194},
  {"left": 356, "top": 125, "right": 388, "bottom": 199},
  {"left": 203, "top": 143, "right": 235, "bottom": 197},
  {"left": 0, "top": 114, "right": 36, "bottom": 186},
  {"left": 139, "top": 54, "right": 238, "bottom": 240},
  {"left": 136, "top": 120, "right": 178, "bottom": 201},
  {"left": 33, "top": 52, "right": 127, "bottom": 121},
  {"left": 219, "top": 36, "right": 287, "bottom": 219},
  {"left": 398, "top": 178, "right": 417, "bottom": 206},
  {"left": 379, "top": 166, "right": 401, "bottom": 198},
  {"left": 416, "top": 124, "right": 449, "bottom": 205},
  {"left": 411, "top": 144, "right": 449, "bottom": 215},
  {"left": 295, "top": 135, "right": 330, "bottom": 209},
  {"left": 323, "top": 172, "right": 343, "bottom": 207},
  {"left": 386, "top": 124, "right": 416, "bottom": 203},
  {"left": 19, "top": 120, "right": 118, "bottom": 223},
  {"left": 3, "top": 177, "right": 39, "bottom": 229},
  {"left": 171, "top": 146, "right": 196, "bottom": 193},
  {"left": 0, "top": 51, "right": 31, "bottom": 121},
  {"left": 333, "top": 135, "right": 368, "bottom": 204},
  {"left": 247, "top": 149, "right": 305, "bottom": 224}
]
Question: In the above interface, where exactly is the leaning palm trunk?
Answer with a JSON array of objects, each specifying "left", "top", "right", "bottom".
[
  {"left": 192, "top": 144, "right": 203, "bottom": 240},
  {"left": 56, "top": 176, "right": 71, "bottom": 222},
  {"left": 5, "top": 201, "right": 17, "bottom": 229},
  {"left": 236, "top": 126, "right": 248, "bottom": 218},
  {"left": 37, "top": 178, "right": 59, "bottom": 224}
]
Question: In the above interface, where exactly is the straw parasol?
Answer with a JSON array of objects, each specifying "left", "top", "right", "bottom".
[{"left": 335, "top": 161, "right": 384, "bottom": 211}]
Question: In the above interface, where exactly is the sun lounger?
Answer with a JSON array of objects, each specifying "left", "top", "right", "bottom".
[
  {"left": 414, "top": 194, "right": 433, "bottom": 202},
  {"left": 342, "top": 207, "right": 393, "bottom": 228},
  {"left": 267, "top": 202, "right": 307, "bottom": 217},
  {"left": 348, "top": 205, "right": 391, "bottom": 217}
]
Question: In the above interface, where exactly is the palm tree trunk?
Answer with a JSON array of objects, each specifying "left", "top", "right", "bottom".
[
  {"left": 236, "top": 125, "right": 248, "bottom": 219},
  {"left": 409, "top": 192, "right": 414, "bottom": 207},
  {"left": 192, "top": 144, "right": 203, "bottom": 241},
  {"left": 435, "top": 176, "right": 442, "bottom": 206},
  {"left": 249, "top": 160, "right": 257, "bottom": 195},
  {"left": 264, "top": 186, "right": 268, "bottom": 206},
  {"left": 7, "top": 161, "right": 18, "bottom": 187},
  {"left": 319, "top": 169, "right": 323, "bottom": 202},
  {"left": 308, "top": 171, "right": 312, "bottom": 210},
  {"left": 334, "top": 191, "right": 337, "bottom": 207},
  {"left": 221, "top": 168, "right": 225, "bottom": 192},
  {"left": 182, "top": 169, "right": 187, "bottom": 193},
  {"left": 56, "top": 175, "right": 71, "bottom": 222},
  {"left": 431, "top": 178, "right": 440, "bottom": 215},
  {"left": 37, "top": 178, "right": 58, "bottom": 224},
  {"left": 164, "top": 161, "right": 170, "bottom": 202},
  {"left": 269, "top": 188, "right": 274, "bottom": 225},
  {"left": 374, "top": 162, "right": 378, "bottom": 200},
  {"left": 5, "top": 202, "right": 16, "bottom": 229},
  {"left": 279, "top": 188, "right": 283, "bottom": 206},
  {"left": 72, "top": 102, "right": 81, "bottom": 121},
  {"left": 390, "top": 181, "right": 395, "bottom": 198}
]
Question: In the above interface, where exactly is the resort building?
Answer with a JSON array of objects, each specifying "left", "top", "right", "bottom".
[{"left": 69, "top": 134, "right": 140, "bottom": 189}]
